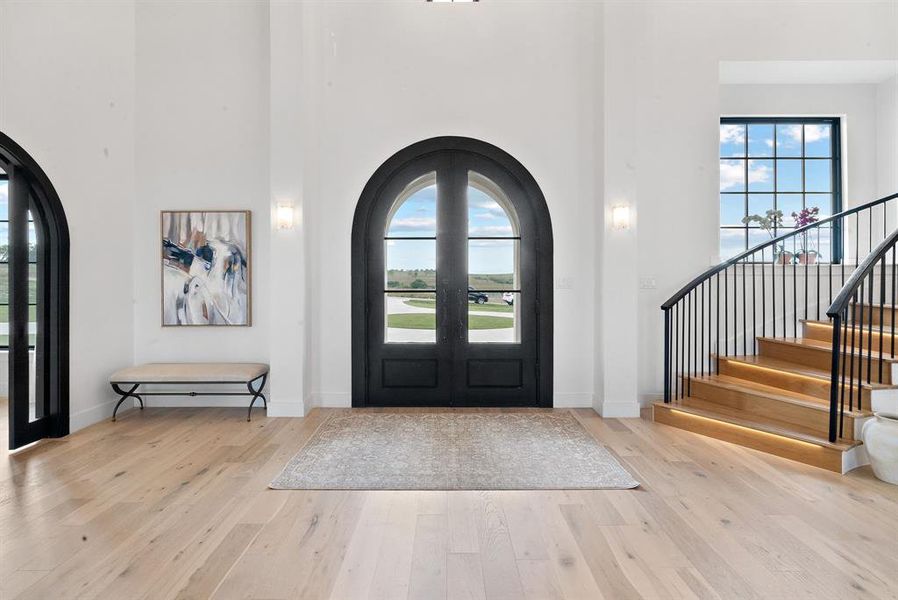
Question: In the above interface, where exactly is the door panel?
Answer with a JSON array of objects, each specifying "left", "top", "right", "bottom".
[
  {"left": 366, "top": 155, "right": 453, "bottom": 405},
  {"left": 7, "top": 167, "right": 49, "bottom": 446}
]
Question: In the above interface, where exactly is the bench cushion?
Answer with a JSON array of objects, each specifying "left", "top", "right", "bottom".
[{"left": 110, "top": 363, "right": 268, "bottom": 384}]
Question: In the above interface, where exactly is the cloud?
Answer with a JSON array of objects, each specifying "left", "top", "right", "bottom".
[
  {"left": 720, "top": 124, "right": 744, "bottom": 146},
  {"left": 389, "top": 217, "right": 436, "bottom": 232},
  {"left": 780, "top": 124, "right": 803, "bottom": 143},
  {"left": 719, "top": 160, "right": 744, "bottom": 191},
  {"left": 720, "top": 159, "right": 772, "bottom": 191},
  {"left": 803, "top": 124, "right": 829, "bottom": 143},
  {"left": 470, "top": 225, "right": 514, "bottom": 236},
  {"left": 747, "top": 160, "right": 771, "bottom": 185}
]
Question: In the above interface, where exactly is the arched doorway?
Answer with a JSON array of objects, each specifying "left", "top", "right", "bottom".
[
  {"left": 351, "top": 137, "right": 553, "bottom": 407},
  {"left": 0, "top": 132, "right": 70, "bottom": 449}
]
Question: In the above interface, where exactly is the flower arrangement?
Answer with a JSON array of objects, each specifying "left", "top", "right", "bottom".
[
  {"left": 792, "top": 206, "right": 820, "bottom": 264},
  {"left": 741, "top": 209, "right": 790, "bottom": 263}
]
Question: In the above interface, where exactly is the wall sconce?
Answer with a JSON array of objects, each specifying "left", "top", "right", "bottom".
[
  {"left": 611, "top": 204, "right": 631, "bottom": 230},
  {"left": 276, "top": 204, "right": 295, "bottom": 230}
]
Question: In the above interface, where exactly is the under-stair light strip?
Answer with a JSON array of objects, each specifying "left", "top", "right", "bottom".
[{"left": 669, "top": 409, "right": 825, "bottom": 450}]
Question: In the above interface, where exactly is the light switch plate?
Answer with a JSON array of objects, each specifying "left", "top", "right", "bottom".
[{"left": 639, "top": 277, "right": 657, "bottom": 290}]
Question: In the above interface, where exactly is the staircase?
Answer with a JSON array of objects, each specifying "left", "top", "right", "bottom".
[
  {"left": 653, "top": 319, "right": 890, "bottom": 472},
  {"left": 656, "top": 193, "right": 898, "bottom": 473}
]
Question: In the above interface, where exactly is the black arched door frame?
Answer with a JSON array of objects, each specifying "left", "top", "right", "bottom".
[
  {"left": 0, "top": 132, "right": 70, "bottom": 449},
  {"left": 351, "top": 136, "right": 553, "bottom": 408}
]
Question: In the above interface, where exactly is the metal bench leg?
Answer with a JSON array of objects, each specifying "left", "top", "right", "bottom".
[
  {"left": 247, "top": 373, "right": 268, "bottom": 422},
  {"left": 111, "top": 383, "right": 143, "bottom": 422}
]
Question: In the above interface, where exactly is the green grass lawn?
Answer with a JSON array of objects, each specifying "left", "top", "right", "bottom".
[
  {"left": 0, "top": 305, "right": 37, "bottom": 322},
  {"left": 387, "top": 313, "right": 513, "bottom": 330},
  {"left": 404, "top": 299, "right": 513, "bottom": 313}
]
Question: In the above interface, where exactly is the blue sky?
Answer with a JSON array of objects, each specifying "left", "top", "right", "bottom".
[
  {"left": 0, "top": 181, "right": 37, "bottom": 245},
  {"left": 386, "top": 184, "right": 516, "bottom": 275}
]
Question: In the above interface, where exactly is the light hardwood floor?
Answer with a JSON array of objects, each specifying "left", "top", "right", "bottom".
[{"left": 2, "top": 403, "right": 898, "bottom": 599}]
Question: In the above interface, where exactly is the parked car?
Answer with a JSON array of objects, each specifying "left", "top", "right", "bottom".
[
  {"left": 502, "top": 292, "right": 514, "bottom": 306},
  {"left": 468, "top": 287, "right": 489, "bottom": 304}
]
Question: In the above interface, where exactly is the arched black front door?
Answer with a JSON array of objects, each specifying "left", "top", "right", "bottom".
[
  {"left": 352, "top": 137, "right": 552, "bottom": 407},
  {"left": 1, "top": 132, "right": 70, "bottom": 449}
]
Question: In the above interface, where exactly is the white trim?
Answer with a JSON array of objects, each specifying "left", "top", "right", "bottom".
[
  {"left": 553, "top": 393, "right": 593, "bottom": 408},
  {"left": 842, "top": 444, "right": 869, "bottom": 474},
  {"left": 596, "top": 400, "right": 641, "bottom": 418},
  {"left": 267, "top": 400, "right": 307, "bottom": 418},
  {"left": 69, "top": 399, "right": 117, "bottom": 433},
  {"left": 312, "top": 392, "right": 351, "bottom": 407}
]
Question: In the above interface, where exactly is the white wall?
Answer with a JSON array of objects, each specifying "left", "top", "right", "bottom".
[
  {"left": 720, "top": 83, "right": 879, "bottom": 210},
  {"left": 303, "top": 1, "right": 602, "bottom": 408},
  {"left": 877, "top": 75, "right": 898, "bottom": 198},
  {"left": 0, "top": 0, "right": 136, "bottom": 430},
  {"left": 132, "top": 0, "right": 272, "bottom": 406},
  {"left": 602, "top": 1, "right": 898, "bottom": 406}
]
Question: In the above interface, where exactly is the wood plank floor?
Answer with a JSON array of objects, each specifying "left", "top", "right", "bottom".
[{"left": 2, "top": 404, "right": 898, "bottom": 599}]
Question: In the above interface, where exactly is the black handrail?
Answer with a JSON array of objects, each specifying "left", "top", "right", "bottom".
[
  {"left": 824, "top": 228, "right": 898, "bottom": 441},
  {"left": 827, "top": 230, "right": 898, "bottom": 318},
  {"left": 661, "top": 191, "right": 898, "bottom": 444},
  {"left": 662, "top": 192, "right": 898, "bottom": 310}
]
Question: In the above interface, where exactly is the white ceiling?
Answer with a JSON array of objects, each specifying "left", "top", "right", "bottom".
[{"left": 720, "top": 60, "right": 898, "bottom": 85}]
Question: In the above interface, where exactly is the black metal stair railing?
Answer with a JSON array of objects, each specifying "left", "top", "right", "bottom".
[
  {"left": 826, "top": 229, "right": 898, "bottom": 442},
  {"left": 661, "top": 192, "right": 898, "bottom": 442}
]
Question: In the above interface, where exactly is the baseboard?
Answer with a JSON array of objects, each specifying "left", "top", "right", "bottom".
[
  {"left": 70, "top": 399, "right": 117, "bottom": 433},
  {"left": 311, "top": 392, "right": 352, "bottom": 407},
  {"left": 267, "top": 400, "right": 308, "bottom": 417},
  {"left": 842, "top": 444, "right": 870, "bottom": 474},
  {"left": 596, "top": 400, "right": 641, "bottom": 418},
  {"left": 553, "top": 393, "right": 594, "bottom": 408}
]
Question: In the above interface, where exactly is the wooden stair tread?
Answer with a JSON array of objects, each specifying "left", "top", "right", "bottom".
[
  {"left": 803, "top": 319, "right": 898, "bottom": 335},
  {"left": 761, "top": 336, "right": 898, "bottom": 362},
  {"left": 692, "top": 374, "right": 870, "bottom": 416},
  {"left": 718, "top": 354, "right": 893, "bottom": 390},
  {"left": 654, "top": 400, "right": 859, "bottom": 451}
]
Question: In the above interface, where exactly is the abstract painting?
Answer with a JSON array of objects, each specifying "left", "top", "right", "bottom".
[{"left": 161, "top": 210, "right": 251, "bottom": 326}]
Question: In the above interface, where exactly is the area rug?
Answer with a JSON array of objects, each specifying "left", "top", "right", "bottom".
[{"left": 269, "top": 411, "right": 639, "bottom": 490}]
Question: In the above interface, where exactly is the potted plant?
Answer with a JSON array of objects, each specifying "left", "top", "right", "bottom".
[
  {"left": 792, "top": 206, "right": 820, "bottom": 264},
  {"left": 742, "top": 209, "right": 789, "bottom": 264}
]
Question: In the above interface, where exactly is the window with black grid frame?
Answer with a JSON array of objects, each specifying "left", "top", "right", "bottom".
[
  {"left": 719, "top": 117, "right": 842, "bottom": 263},
  {"left": 0, "top": 169, "right": 37, "bottom": 348}
]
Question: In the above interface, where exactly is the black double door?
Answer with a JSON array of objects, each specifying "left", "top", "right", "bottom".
[{"left": 362, "top": 149, "right": 544, "bottom": 407}]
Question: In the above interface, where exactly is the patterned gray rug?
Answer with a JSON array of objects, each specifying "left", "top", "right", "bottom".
[{"left": 269, "top": 411, "right": 639, "bottom": 490}]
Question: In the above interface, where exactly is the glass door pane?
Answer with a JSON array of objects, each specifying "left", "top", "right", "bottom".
[
  {"left": 384, "top": 172, "right": 438, "bottom": 343},
  {"left": 467, "top": 172, "right": 520, "bottom": 343}
]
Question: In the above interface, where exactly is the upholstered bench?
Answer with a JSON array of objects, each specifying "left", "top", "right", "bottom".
[{"left": 109, "top": 363, "right": 269, "bottom": 422}]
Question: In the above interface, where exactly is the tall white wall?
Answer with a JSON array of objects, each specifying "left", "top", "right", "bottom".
[
  {"left": 602, "top": 1, "right": 898, "bottom": 407},
  {"left": 303, "top": 1, "right": 603, "bottom": 408},
  {"left": 0, "top": 0, "right": 136, "bottom": 430},
  {"left": 877, "top": 75, "right": 898, "bottom": 198},
  {"left": 133, "top": 1, "right": 272, "bottom": 402}
]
